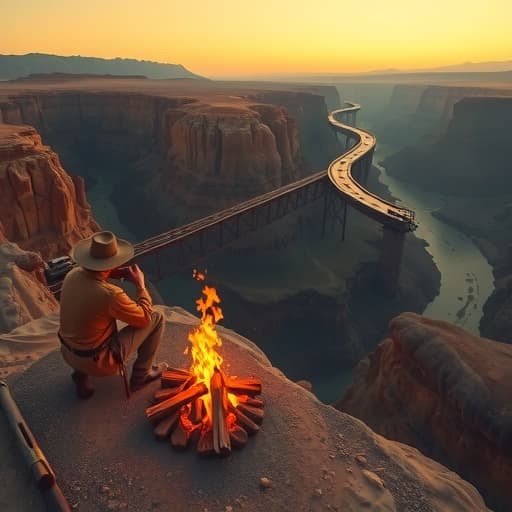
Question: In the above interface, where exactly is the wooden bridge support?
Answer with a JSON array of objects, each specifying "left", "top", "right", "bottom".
[{"left": 378, "top": 226, "right": 406, "bottom": 296}]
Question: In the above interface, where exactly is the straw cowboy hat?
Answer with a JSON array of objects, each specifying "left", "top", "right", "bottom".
[{"left": 71, "top": 231, "right": 134, "bottom": 271}]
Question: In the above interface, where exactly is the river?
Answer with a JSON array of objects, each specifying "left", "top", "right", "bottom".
[{"left": 374, "top": 146, "right": 494, "bottom": 335}]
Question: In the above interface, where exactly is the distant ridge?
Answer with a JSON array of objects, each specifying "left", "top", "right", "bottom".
[
  {"left": 0, "top": 53, "right": 206, "bottom": 80},
  {"left": 13, "top": 73, "right": 148, "bottom": 82}
]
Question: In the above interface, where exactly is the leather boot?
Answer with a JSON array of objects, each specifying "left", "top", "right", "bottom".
[
  {"left": 130, "top": 362, "right": 168, "bottom": 392},
  {"left": 71, "top": 370, "right": 94, "bottom": 399}
]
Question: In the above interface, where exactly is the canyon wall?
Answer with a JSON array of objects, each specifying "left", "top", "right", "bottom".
[
  {"left": 382, "top": 96, "right": 512, "bottom": 194},
  {"left": 371, "top": 84, "right": 512, "bottom": 148},
  {"left": 0, "top": 124, "right": 99, "bottom": 258},
  {"left": 0, "top": 90, "right": 340, "bottom": 232},
  {"left": 337, "top": 312, "right": 512, "bottom": 512}
]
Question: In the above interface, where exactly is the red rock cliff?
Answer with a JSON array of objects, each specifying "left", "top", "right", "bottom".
[
  {"left": 336, "top": 312, "right": 512, "bottom": 512},
  {"left": 0, "top": 124, "right": 99, "bottom": 259}
]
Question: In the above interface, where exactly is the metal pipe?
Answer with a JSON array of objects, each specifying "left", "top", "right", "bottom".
[{"left": 0, "top": 380, "right": 71, "bottom": 511}]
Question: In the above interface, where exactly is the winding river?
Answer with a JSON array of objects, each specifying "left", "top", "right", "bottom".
[{"left": 374, "top": 146, "right": 494, "bottom": 335}]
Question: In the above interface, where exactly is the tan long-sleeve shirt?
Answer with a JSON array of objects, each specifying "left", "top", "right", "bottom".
[{"left": 59, "top": 267, "right": 153, "bottom": 350}]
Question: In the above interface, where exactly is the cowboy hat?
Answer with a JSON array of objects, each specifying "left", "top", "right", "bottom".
[{"left": 71, "top": 231, "right": 134, "bottom": 271}]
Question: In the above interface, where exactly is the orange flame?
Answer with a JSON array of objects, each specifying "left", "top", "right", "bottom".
[
  {"left": 187, "top": 284, "right": 224, "bottom": 424},
  {"left": 192, "top": 268, "right": 206, "bottom": 281}
]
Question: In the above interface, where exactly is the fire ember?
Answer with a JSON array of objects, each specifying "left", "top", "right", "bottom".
[{"left": 145, "top": 281, "right": 263, "bottom": 456}]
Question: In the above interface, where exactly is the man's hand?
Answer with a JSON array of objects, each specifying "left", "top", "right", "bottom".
[{"left": 126, "top": 264, "right": 146, "bottom": 290}]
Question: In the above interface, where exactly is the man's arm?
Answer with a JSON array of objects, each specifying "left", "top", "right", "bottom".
[{"left": 107, "top": 265, "right": 153, "bottom": 327}]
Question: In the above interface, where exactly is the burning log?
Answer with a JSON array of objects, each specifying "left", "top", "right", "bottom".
[
  {"left": 229, "top": 425, "right": 248, "bottom": 448},
  {"left": 190, "top": 397, "right": 206, "bottom": 425},
  {"left": 161, "top": 367, "right": 193, "bottom": 388},
  {"left": 146, "top": 382, "right": 208, "bottom": 423},
  {"left": 171, "top": 415, "right": 190, "bottom": 450},
  {"left": 242, "top": 396, "right": 264, "bottom": 408},
  {"left": 153, "top": 376, "right": 196, "bottom": 403},
  {"left": 211, "top": 369, "right": 231, "bottom": 455},
  {"left": 233, "top": 406, "right": 260, "bottom": 435},
  {"left": 198, "top": 428, "right": 215, "bottom": 457},
  {"left": 153, "top": 409, "right": 180, "bottom": 440},
  {"left": 237, "top": 403, "right": 264, "bottom": 425},
  {"left": 226, "top": 377, "right": 262, "bottom": 396}
]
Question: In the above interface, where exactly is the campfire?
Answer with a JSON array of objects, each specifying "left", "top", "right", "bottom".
[{"left": 145, "top": 274, "right": 263, "bottom": 456}]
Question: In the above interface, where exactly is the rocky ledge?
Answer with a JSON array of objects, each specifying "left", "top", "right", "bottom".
[
  {"left": 1, "top": 306, "right": 489, "bottom": 511},
  {"left": 337, "top": 312, "right": 512, "bottom": 511}
]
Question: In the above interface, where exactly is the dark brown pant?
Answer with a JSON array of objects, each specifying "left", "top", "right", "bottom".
[{"left": 118, "top": 310, "right": 164, "bottom": 375}]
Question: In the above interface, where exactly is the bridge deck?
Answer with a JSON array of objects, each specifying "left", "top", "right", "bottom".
[{"left": 328, "top": 103, "right": 416, "bottom": 232}]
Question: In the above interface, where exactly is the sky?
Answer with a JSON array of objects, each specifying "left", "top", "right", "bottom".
[{"left": 2, "top": 0, "right": 511, "bottom": 78}]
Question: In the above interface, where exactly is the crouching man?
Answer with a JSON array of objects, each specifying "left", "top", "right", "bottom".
[{"left": 58, "top": 230, "right": 167, "bottom": 399}]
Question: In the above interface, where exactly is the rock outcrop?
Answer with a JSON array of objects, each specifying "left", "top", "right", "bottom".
[
  {"left": 1, "top": 306, "right": 490, "bottom": 511},
  {"left": 0, "top": 241, "right": 58, "bottom": 335},
  {"left": 154, "top": 102, "right": 302, "bottom": 223},
  {"left": 337, "top": 312, "right": 512, "bottom": 512},
  {"left": 0, "top": 124, "right": 99, "bottom": 259}
]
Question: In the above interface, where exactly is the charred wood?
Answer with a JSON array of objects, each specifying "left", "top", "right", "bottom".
[
  {"left": 146, "top": 382, "right": 208, "bottom": 423},
  {"left": 211, "top": 369, "right": 231, "bottom": 455},
  {"left": 153, "top": 376, "right": 196, "bottom": 403},
  {"left": 198, "top": 428, "right": 215, "bottom": 457},
  {"left": 237, "top": 403, "right": 264, "bottom": 425},
  {"left": 190, "top": 397, "right": 206, "bottom": 425},
  {"left": 238, "top": 396, "right": 264, "bottom": 408},
  {"left": 153, "top": 409, "right": 180, "bottom": 440},
  {"left": 233, "top": 406, "right": 260, "bottom": 435},
  {"left": 161, "top": 368, "right": 193, "bottom": 388},
  {"left": 226, "top": 377, "right": 262, "bottom": 396},
  {"left": 229, "top": 425, "right": 249, "bottom": 448},
  {"left": 170, "top": 417, "right": 190, "bottom": 450}
]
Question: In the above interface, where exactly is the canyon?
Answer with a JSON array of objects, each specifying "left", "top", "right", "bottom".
[
  {"left": 0, "top": 80, "right": 339, "bottom": 233},
  {"left": 0, "top": 75, "right": 510, "bottom": 510},
  {"left": 0, "top": 77, "right": 440, "bottom": 379}
]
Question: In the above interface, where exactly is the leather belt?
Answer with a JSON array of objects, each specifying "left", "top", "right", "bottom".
[{"left": 58, "top": 332, "right": 110, "bottom": 358}]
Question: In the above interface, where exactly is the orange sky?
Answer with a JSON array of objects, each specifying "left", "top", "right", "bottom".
[{"left": 3, "top": 0, "right": 511, "bottom": 77}]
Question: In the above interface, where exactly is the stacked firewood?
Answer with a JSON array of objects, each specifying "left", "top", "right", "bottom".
[{"left": 145, "top": 367, "right": 264, "bottom": 456}]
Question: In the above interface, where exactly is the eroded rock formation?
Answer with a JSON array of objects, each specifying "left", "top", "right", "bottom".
[
  {"left": 0, "top": 124, "right": 99, "bottom": 258},
  {"left": 0, "top": 241, "right": 58, "bottom": 335},
  {"left": 337, "top": 312, "right": 512, "bottom": 511}
]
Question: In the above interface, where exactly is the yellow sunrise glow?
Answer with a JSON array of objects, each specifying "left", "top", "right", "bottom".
[{"left": 2, "top": 0, "right": 511, "bottom": 77}]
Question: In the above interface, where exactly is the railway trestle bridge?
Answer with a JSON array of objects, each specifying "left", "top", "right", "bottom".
[{"left": 50, "top": 102, "right": 416, "bottom": 296}]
